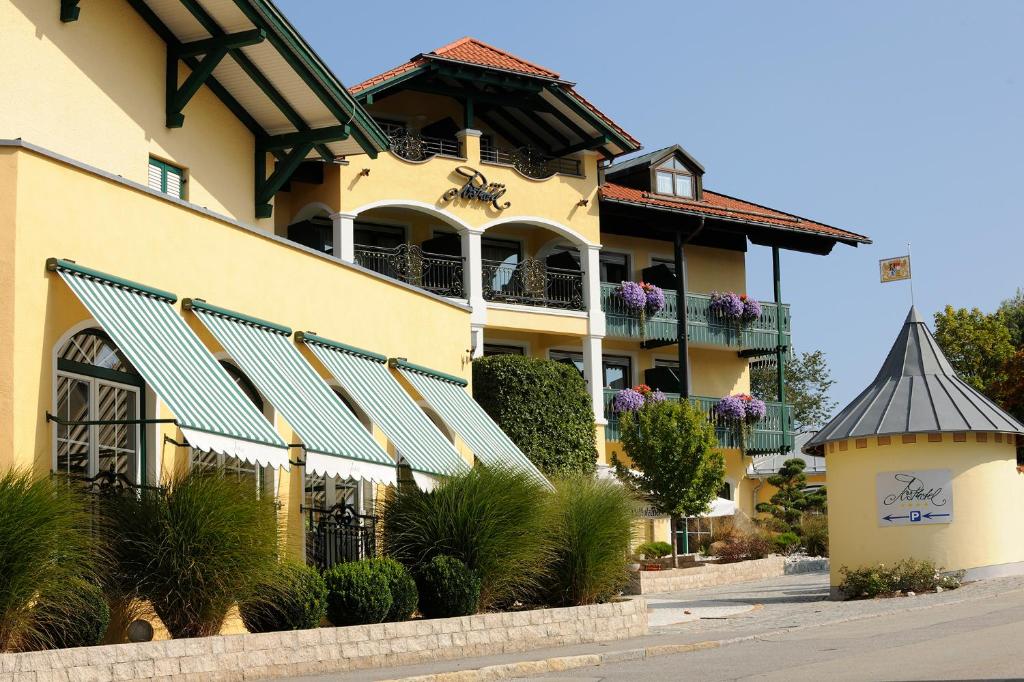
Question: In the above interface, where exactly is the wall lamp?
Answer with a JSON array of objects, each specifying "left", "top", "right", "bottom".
[
  {"left": 360, "top": 168, "right": 371, "bottom": 177},
  {"left": 577, "top": 199, "right": 589, "bottom": 207}
]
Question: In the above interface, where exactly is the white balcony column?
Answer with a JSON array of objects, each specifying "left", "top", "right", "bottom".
[
  {"left": 583, "top": 334, "right": 606, "bottom": 425},
  {"left": 330, "top": 211, "right": 357, "bottom": 263},
  {"left": 582, "top": 243, "right": 606, "bottom": 337},
  {"left": 462, "top": 228, "right": 487, "bottom": 325},
  {"left": 470, "top": 325, "right": 485, "bottom": 359}
]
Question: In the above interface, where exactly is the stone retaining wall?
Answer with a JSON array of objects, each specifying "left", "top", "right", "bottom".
[
  {"left": 0, "top": 599, "right": 647, "bottom": 681},
  {"left": 626, "top": 556, "right": 789, "bottom": 594}
]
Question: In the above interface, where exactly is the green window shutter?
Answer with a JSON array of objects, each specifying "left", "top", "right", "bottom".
[{"left": 148, "top": 158, "right": 185, "bottom": 199}]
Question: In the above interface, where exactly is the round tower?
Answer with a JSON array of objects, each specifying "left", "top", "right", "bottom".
[{"left": 804, "top": 308, "right": 1024, "bottom": 591}]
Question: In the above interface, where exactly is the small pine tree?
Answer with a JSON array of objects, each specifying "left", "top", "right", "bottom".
[{"left": 755, "top": 458, "right": 827, "bottom": 532}]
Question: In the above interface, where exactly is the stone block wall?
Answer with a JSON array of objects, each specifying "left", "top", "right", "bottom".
[
  {"left": 0, "top": 599, "right": 647, "bottom": 681},
  {"left": 625, "top": 556, "right": 788, "bottom": 594}
]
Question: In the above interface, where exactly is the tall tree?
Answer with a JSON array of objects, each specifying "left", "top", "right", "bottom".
[
  {"left": 997, "top": 289, "right": 1024, "bottom": 348},
  {"left": 613, "top": 400, "right": 725, "bottom": 567},
  {"left": 751, "top": 350, "right": 837, "bottom": 433},
  {"left": 932, "top": 305, "right": 1015, "bottom": 392}
]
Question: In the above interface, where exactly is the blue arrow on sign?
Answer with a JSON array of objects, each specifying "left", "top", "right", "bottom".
[
  {"left": 923, "top": 512, "right": 950, "bottom": 519},
  {"left": 883, "top": 514, "right": 910, "bottom": 522}
]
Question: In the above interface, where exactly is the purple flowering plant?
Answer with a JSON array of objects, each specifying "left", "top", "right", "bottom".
[
  {"left": 643, "top": 283, "right": 666, "bottom": 315},
  {"left": 613, "top": 384, "right": 666, "bottom": 413},
  {"left": 741, "top": 297, "right": 762, "bottom": 322},
  {"left": 714, "top": 393, "right": 766, "bottom": 424},
  {"left": 615, "top": 281, "right": 647, "bottom": 312},
  {"left": 709, "top": 291, "right": 761, "bottom": 324}
]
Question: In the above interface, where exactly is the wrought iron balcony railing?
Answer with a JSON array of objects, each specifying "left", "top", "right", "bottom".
[
  {"left": 381, "top": 123, "right": 461, "bottom": 162},
  {"left": 599, "top": 283, "right": 791, "bottom": 351},
  {"left": 603, "top": 389, "right": 793, "bottom": 455},
  {"left": 479, "top": 144, "right": 582, "bottom": 179},
  {"left": 354, "top": 244, "right": 464, "bottom": 298},
  {"left": 303, "top": 503, "right": 377, "bottom": 571},
  {"left": 482, "top": 257, "right": 585, "bottom": 310}
]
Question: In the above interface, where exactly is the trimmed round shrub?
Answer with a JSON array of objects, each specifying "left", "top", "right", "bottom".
[
  {"left": 472, "top": 355, "right": 597, "bottom": 476},
  {"left": 34, "top": 579, "right": 110, "bottom": 649},
  {"left": 636, "top": 541, "right": 673, "bottom": 561},
  {"left": 239, "top": 561, "right": 327, "bottom": 633},
  {"left": 416, "top": 555, "right": 480, "bottom": 619},
  {"left": 324, "top": 561, "right": 392, "bottom": 626},
  {"left": 370, "top": 558, "right": 418, "bottom": 622},
  {"left": 773, "top": 532, "right": 801, "bottom": 555}
]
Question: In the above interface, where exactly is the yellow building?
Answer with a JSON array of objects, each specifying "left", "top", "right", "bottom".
[
  {"left": 804, "top": 309, "right": 1024, "bottom": 590},
  {"left": 1, "top": 0, "right": 870, "bottom": 561}
]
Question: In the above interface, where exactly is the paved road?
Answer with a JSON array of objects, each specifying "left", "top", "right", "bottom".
[
  {"left": 284, "top": 573, "right": 1024, "bottom": 681},
  {"left": 530, "top": 585, "right": 1024, "bottom": 681}
]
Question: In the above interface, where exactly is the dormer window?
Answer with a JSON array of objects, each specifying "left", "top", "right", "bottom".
[{"left": 655, "top": 158, "right": 694, "bottom": 199}]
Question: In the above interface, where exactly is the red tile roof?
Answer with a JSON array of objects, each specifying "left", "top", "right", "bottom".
[
  {"left": 600, "top": 182, "right": 870, "bottom": 244},
  {"left": 347, "top": 38, "right": 640, "bottom": 152}
]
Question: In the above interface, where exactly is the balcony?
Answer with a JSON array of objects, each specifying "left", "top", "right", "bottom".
[
  {"left": 482, "top": 257, "right": 584, "bottom": 310},
  {"left": 480, "top": 143, "right": 582, "bottom": 179},
  {"left": 354, "top": 244, "right": 464, "bottom": 298},
  {"left": 603, "top": 390, "right": 793, "bottom": 455},
  {"left": 600, "top": 284, "right": 790, "bottom": 351},
  {"left": 381, "top": 123, "right": 461, "bottom": 162}
]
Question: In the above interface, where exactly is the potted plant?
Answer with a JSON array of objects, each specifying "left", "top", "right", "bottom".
[
  {"left": 709, "top": 291, "right": 762, "bottom": 326},
  {"left": 613, "top": 384, "right": 667, "bottom": 414},
  {"left": 714, "top": 393, "right": 767, "bottom": 454},
  {"left": 615, "top": 281, "right": 666, "bottom": 340}
]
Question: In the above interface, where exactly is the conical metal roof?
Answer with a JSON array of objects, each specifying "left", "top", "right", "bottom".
[{"left": 804, "top": 307, "right": 1024, "bottom": 454}]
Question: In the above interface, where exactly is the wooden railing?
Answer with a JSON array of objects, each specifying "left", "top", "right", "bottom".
[
  {"left": 603, "top": 389, "right": 793, "bottom": 455},
  {"left": 600, "top": 284, "right": 791, "bottom": 351}
]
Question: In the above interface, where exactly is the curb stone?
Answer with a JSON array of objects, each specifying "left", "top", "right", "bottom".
[{"left": 379, "top": 583, "right": 1024, "bottom": 681}]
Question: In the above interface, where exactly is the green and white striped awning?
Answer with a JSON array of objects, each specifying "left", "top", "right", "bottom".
[
  {"left": 48, "top": 259, "right": 288, "bottom": 468},
  {"left": 186, "top": 300, "right": 397, "bottom": 484},
  {"left": 297, "top": 333, "right": 470, "bottom": 489},
  {"left": 393, "top": 359, "right": 551, "bottom": 489}
]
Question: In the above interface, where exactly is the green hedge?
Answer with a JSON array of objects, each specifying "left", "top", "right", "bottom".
[{"left": 472, "top": 355, "right": 597, "bottom": 476}]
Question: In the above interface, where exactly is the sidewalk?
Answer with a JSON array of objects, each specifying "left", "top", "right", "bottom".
[{"left": 281, "top": 572, "right": 1024, "bottom": 681}]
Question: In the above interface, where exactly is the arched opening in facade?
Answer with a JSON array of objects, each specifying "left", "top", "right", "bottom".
[
  {"left": 285, "top": 204, "right": 334, "bottom": 256},
  {"left": 479, "top": 221, "right": 589, "bottom": 310},
  {"left": 350, "top": 205, "right": 467, "bottom": 298},
  {"left": 188, "top": 360, "right": 274, "bottom": 496},
  {"left": 54, "top": 328, "right": 144, "bottom": 485}
]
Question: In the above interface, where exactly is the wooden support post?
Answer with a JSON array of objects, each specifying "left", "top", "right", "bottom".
[
  {"left": 772, "top": 246, "right": 789, "bottom": 451},
  {"left": 674, "top": 230, "right": 690, "bottom": 399}
]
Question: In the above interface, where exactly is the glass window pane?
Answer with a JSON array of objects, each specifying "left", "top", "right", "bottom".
[
  {"left": 482, "top": 238, "right": 520, "bottom": 265},
  {"left": 354, "top": 223, "right": 405, "bottom": 249},
  {"left": 483, "top": 344, "right": 524, "bottom": 356},
  {"left": 656, "top": 171, "right": 673, "bottom": 194},
  {"left": 56, "top": 374, "right": 90, "bottom": 479},
  {"left": 550, "top": 351, "right": 584, "bottom": 377},
  {"left": 305, "top": 472, "right": 327, "bottom": 510},
  {"left": 96, "top": 384, "right": 138, "bottom": 483},
  {"left": 599, "top": 252, "right": 629, "bottom": 283},
  {"left": 674, "top": 174, "right": 694, "bottom": 198},
  {"left": 602, "top": 356, "right": 632, "bottom": 390}
]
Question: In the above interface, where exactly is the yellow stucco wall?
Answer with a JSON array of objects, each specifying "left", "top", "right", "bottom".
[
  {"left": 826, "top": 434, "right": 1024, "bottom": 586},
  {"left": 599, "top": 235, "right": 747, "bottom": 294},
  {"left": 3, "top": 147, "right": 473, "bottom": 559},
  {"left": 0, "top": 0, "right": 269, "bottom": 227},
  {"left": 334, "top": 133, "right": 601, "bottom": 245},
  {"left": 0, "top": 149, "right": 16, "bottom": 471}
]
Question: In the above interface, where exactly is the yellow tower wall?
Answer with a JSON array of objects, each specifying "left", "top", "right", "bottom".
[{"left": 826, "top": 434, "right": 1024, "bottom": 587}]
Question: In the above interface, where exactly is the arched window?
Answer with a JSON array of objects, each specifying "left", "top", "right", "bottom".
[
  {"left": 655, "top": 158, "right": 694, "bottom": 199},
  {"left": 189, "top": 361, "right": 270, "bottom": 493},
  {"left": 54, "top": 329, "right": 144, "bottom": 483}
]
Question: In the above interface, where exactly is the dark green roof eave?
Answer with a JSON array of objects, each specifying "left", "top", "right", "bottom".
[{"left": 237, "top": 0, "right": 389, "bottom": 153}]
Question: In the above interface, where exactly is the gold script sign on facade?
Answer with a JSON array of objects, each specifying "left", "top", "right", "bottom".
[{"left": 442, "top": 166, "right": 510, "bottom": 210}]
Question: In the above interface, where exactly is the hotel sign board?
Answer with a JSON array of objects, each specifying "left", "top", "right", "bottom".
[
  {"left": 876, "top": 469, "right": 953, "bottom": 526},
  {"left": 442, "top": 166, "right": 510, "bottom": 211}
]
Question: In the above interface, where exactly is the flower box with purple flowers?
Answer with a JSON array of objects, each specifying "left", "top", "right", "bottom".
[
  {"left": 613, "top": 384, "right": 667, "bottom": 413},
  {"left": 714, "top": 393, "right": 767, "bottom": 424},
  {"left": 708, "top": 291, "right": 761, "bottom": 323}
]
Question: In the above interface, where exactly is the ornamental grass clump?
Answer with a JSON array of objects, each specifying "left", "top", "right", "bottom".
[
  {"left": 380, "top": 466, "right": 552, "bottom": 610},
  {"left": 0, "top": 469, "right": 106, "bottom": 652},
  {"left": 542, "top": 476, "right": 634, "bottom": 606},
  {"left": 33, "top": 579, "right": 110, "bottom": 649},
  {"left": 102, "top": 468, "right": 281, "bottom": 639}
]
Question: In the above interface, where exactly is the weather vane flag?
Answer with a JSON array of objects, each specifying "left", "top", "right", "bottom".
[{"left": 880, "top": 244, "right": 914, "bottom": 305}]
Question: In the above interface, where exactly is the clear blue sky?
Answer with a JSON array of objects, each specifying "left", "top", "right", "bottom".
[{"left": 278, "top": 0, "right": 1024, "bottom": 410}]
